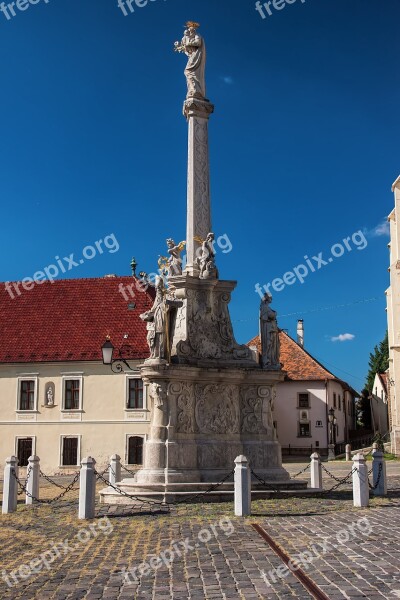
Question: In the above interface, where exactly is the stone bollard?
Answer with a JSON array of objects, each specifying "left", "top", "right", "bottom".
[
  {"left": 346, "top": 444, "right": 352, "bottom": 461},
  {"left": 234, "top": 455, "right": 251, "bottom": 517},
  {"left": 352, "top": 453, "right": 369, "bottom": 507},
  {"left": 109, "top": 454, "right": 121, "bottom": 486},
  {"left": 310, "top": 452, "right": 322, "bottom": 490},
  {"left": 26, "top": 456, "right": 40, "bottom": 505},
  {"left": 79, "top": 457, "right": 96, "bottom": 520},
  {"left": 2, "top": 456, "right": 19, "bottom": 514},
  {"left": 372, "top": 442, "right": 379, "bottom": 452},
  {"left": 372, "top": 450, "right": 387, "bottom": 496}
]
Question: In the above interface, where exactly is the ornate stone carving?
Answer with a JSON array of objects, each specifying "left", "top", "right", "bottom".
[
  {"left": 175, "top": 285, "right": 253, "bottom": 363},
  {"left": 195, "top": 384, "right": 240, "bottom": 434},
  {"left": 171, "top": 381, "right": 195, "bottom": 433},
  {"left": 241, "top": 387, "right": 267, "bottom": 434}
]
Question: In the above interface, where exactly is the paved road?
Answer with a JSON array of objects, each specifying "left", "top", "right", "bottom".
[{"left": 1, "top": 461, "right": 400, "bottom": 599}]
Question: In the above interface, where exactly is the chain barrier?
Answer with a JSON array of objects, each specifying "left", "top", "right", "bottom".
[
  {"left": 321, "top": 463, "right": 353, "bottom": 483},
  {"left": 96, "top": 468, "right": 235, "bottom": 508},
  {"left": 17, "top": 466, "right": 32, "bottom": 496},
  {"left": 367, "top": 462, "right": 383, "bottom": 491},
  {"left": 12, "top": 470, "right": 80, "bottom": 505},
  {"left": 291, "top": 463, "right": 311, "bottom": 479},
  {"left": 121, "top": 464, "right": 138, "bottom": 476},
  {"left": 39, "top": 470, "right": 69, "bottom": 490}
]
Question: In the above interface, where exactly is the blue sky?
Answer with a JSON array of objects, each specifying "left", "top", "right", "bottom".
[{"left": 1, "top": 0, "right": 399, "bottom": 391}]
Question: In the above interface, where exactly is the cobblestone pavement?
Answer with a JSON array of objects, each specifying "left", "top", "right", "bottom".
[{"left": 0, "top": 462, "right": 400, "bottom": 599}]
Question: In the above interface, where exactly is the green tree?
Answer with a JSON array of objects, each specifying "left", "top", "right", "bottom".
[{"left": 365, "top": 331, "right": 389, "bottom": 392}]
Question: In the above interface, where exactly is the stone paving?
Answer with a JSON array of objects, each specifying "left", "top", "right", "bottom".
[{"left": 1, "top": 461, "right": 400, "bottom": 599}]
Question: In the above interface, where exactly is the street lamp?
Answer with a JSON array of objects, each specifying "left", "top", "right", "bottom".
[
  {"left": 328, "top": 407, "right": 336, "bottom": 461},
  {"left": 101, "top": 337, "right": 136, "bottom": 373}
]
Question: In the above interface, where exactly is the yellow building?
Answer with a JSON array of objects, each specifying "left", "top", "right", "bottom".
[{"left": 0, "top": 275, "right": 154, "bottom": 475}]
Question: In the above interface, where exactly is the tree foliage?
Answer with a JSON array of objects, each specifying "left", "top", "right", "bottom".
[{"left": 365, "top": 331, "right": 389, "bottom": 393}]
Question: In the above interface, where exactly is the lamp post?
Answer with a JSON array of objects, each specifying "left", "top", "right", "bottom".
[
  {"left": 328, "top": 407, "right": 336, "bottom": 461},
  {"left": 101, "top": 337, "right": 137, "bottom": 373}
]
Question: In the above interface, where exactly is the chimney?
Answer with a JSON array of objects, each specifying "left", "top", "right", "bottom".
[{"left": 297, "top": 319, "right": 304, "bottom": 347}]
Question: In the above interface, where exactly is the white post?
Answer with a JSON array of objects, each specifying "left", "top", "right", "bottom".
[
  {"left": 310, "top": 452, "right": 322, "bottom": 489},
  {"left": 352, "top": 453, "right": 369, "bottom": 507},
  {"left": 234, "top": 455, "right": 251, "bottom": 517},
  {"left": 79, "top": 457, "right": 96, "bottom": 520},
  {"left": 109, "top": 454, "right": 121, "bottom": 486},
  {"left": 346, "top": 444, "right": 352, "bottom": 461},
  {"left": 2, "top": 456, "right": 19, "bottom": 514},
  {"left": 26, "top": 455, "right": 40, "bottom": 505},
  {"left": 372, "top": 450, "right": 387, "bottom": 496}
]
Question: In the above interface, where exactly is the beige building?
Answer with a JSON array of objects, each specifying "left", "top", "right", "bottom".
[
  {"left": 370, "top": 372, "right": 389, "bottom": 435},
  {"left": 0, "top": 275, "right": 154, "bottom": 476},
  {"left": 387, "top": 175, "right": 400, "bottom": 455},
  {"left": 248, "top": 323, "right": 358, "bottom": 457}
]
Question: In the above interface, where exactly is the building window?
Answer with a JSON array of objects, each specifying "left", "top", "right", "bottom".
[
  {"left": 298, "top": 422, "right": 311, "bottom": 437},
  {"left": 127, "top": 436, "right": 144, "bottom": 465},
  {"left": 16, "top": 438, "right": 33, "bottom": 467},
  {"left": 338, "top": 395, "right": 341, "bottom": 411},
  {"left": 62, "top": 378, "right": 82, "bottom": 411},
  {"left": 333, "top": 393, "right": 337, "bottom": 408},
  {"left": 127, "top": 378, "right": 144, "bottom": 410},
  {"left": 61, "top": 437, "right": 79, "bottom": 466},
  {"left": 298, "top": 393, "right": 310, "bottom": 408},
  {"left": 316, "top": 420, "right": 323, "bottom": 428},
  {"left": 18, "top": 379, "right": 37, "bottom": 411}
]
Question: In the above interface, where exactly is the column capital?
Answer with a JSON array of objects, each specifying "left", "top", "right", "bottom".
[{"left": 183, "top": 98, "right": 215, "bottom": 120}]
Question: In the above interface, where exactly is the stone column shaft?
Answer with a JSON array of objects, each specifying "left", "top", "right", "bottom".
[{"left": 184, "top": 98, "right": 214, "bottom": 276}]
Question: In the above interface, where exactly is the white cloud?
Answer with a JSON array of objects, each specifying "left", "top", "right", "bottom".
[
  {"left": 222, "top": 76, "right": 234, "bottom": 85},
  {"left": 331, "top": 333, "right": 355, "bottom": 342},
  {"left": 366, "top": 219, "right": 390, "bottom": 238}
]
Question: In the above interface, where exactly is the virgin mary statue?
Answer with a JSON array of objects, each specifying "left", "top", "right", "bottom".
[{"left": 175, "top": 22, "right": 206, "bottom": 100}]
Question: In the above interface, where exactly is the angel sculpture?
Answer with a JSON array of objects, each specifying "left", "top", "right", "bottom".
[{"left": 158, "top": 239, "right": 186, "bottom": 278}]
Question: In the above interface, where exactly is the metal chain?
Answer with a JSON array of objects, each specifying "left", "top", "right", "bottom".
[
  {"left": 121, "top": 464, "right": 138, "bottom": 476},
  {"left": 39, "top": 470, "right": 68, "bottom": 490},
  {"left": 17, "top": 466, "right": 32, "bottom": 496},
  {"left": 250, "top": 469, "right": 284, "bottom": 495},
  {"left": 367, "top": 462, "right": 383, "bottom": 491},
  {"left": 321, "top": 463, "right": 353, "bottom": 483},
  {"left": 291, "top": 463, "right": 311, "bottom": 479},
  {"left": 95, "top": 471, "right": 168, "bottom": 509},
  {"left": 323, "top": 468, "right": 357, "bottom": 493},
  {"left": 96, "top": 468, "right": 235, "bottom": 508},
  {"left": 12, "top": 470, "right": 80, "bottom": 505}
]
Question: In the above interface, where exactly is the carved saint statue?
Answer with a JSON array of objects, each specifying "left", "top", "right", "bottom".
[
  {"left": 140, "top": 277, "right": 167, "bottom": 361},
  {"left": 260, "top": 294, "right": 280, "bottom": 369},
  {"left": 46, "top": 385, "right": 54, "bottom": 407},
  {"left": 167, "top": 239, "right": 185, "bottom": 277},
  {"left": 174, "top": 22, "right": 206, "bottom": 100},
  {"left": 196, "top": 232, "right": 218, "bottom": 279},
  {"left": 149, "top": 382, "right": 167, "bottom": 409}
]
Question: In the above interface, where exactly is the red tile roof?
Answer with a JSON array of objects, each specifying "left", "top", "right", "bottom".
[
  {"left": 0, "top": 277, "right": 154, "bottom": 363},
  {"left": 248, "top": 332, "right": 337, "bottom": 382}
]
